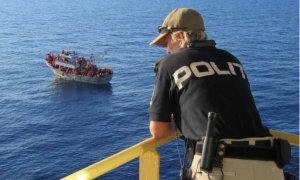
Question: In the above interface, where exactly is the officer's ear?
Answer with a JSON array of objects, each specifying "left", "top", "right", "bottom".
[
  {"left": 176, "top": 32, "right": 185, "bottom": 40},
  {"left": 176, "top": 32, "right": 187, "bottom": 48}
]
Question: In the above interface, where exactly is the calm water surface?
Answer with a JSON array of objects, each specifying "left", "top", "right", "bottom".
[{"left": 0, "top": 0, "right": 298, "bottom": 179}]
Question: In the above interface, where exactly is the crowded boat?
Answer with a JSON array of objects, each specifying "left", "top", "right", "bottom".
[{"left": 45, "top": 50, "right": 113, "bottom": 84}]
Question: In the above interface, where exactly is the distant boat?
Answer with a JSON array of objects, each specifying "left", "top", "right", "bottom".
[{"left": 45, "top": 50, "right": 113, "bottom": 84}]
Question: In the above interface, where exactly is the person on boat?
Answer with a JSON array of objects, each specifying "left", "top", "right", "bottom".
[{"left": 148, "top": 8, "right": 291, "bottom": 180}]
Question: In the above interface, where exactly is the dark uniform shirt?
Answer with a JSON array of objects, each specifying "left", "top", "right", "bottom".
[{"left": 149, "top": 40, "right": 270, "bottom": 141}]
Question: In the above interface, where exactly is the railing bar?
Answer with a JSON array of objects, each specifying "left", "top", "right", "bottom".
[
  {"left": 62, "top": 130, "right": 298, "bottom": 180},
  {"left": 62, "top": 133, "right": 178, "bottom": 180}
]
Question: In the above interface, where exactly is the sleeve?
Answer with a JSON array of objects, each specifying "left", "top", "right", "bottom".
[{"left": 148, "top": 63, "right": 172, "bottom": 122}]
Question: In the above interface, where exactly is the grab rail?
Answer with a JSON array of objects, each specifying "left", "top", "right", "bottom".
[
  {"left": 62, "top": 132, "right": 178, "bottom": 180},
  {"left": 62, "top": 130, "right": 299, "bottom": 180},
  {"left": 270, "top": 130, "right": 299, "bottom": 146}
]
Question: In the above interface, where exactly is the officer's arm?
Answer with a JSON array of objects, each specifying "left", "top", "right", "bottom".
[{"left": 149, "top": 120, "right": 175, "bottom": 139}]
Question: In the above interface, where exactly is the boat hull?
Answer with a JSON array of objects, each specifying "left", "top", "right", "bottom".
[{"left": 46, "top": 62, "right": 113, "bottom": 85}]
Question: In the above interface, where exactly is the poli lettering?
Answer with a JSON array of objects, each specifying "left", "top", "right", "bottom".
[{"left": 172, "top": 61, "right": 246, "bottom": 90}]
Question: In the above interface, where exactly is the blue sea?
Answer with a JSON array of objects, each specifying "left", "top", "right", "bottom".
[{"left": 0, "top": 0, "right": 298, "bottom": 179}]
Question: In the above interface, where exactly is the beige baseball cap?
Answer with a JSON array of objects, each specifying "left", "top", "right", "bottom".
[{"left": 150, "top": 8, "right": 205, "bottom": 47}]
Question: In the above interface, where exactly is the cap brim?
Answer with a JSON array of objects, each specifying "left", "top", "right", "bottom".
[{"left": 149, "top": 33, "right": 168, "bottom": 47}]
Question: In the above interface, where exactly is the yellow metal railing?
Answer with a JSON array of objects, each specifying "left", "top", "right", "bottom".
[
  {"left": 270, "top": 130, "right": 299, "bottom": 146},
  {"left": 62, "top": 130, "right": 299, "bottom": 180},
  {"left": 62, "top": 132, "right": 178, "bottom": 180}
]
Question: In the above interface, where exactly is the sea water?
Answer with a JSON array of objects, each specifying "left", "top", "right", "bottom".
[{"left": 0, "top": 0, "right": 298, "bottom": 179}]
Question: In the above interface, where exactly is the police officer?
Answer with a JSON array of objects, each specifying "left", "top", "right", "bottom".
[{"left": 148, "top": 8, "right": 288, "bottom": 180}]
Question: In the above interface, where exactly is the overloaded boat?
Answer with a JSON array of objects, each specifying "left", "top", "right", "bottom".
[{"left": 45, "top": 50, "right": 113, "bottom": 84}]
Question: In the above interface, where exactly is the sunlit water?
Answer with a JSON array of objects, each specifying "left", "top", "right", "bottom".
[{"left": 0, "top": 0, "right": 298, "bottom": 179}]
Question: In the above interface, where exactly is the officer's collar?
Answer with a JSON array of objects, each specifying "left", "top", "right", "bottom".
[{"left": 187, "top": 40, "right": 216, "bottom": 48}]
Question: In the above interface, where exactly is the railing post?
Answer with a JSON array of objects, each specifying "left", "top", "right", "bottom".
[
  {"left": 62, "top": 130, "right": 298, "bottom": 180},
  {"left": 139, "top": 149, "right": 160, "bottom": 180}
]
